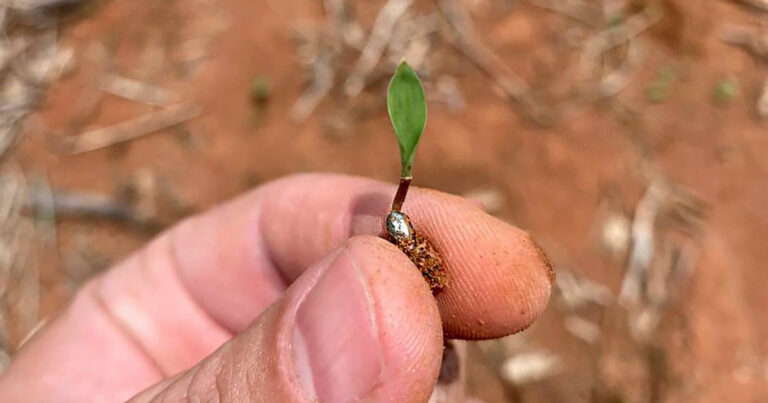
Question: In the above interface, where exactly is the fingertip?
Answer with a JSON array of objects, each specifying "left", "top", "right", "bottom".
[
  {"left": 240, "top": 173, "right": 554, "bottom": 339},
  {"left": 342, "top": 235, "right": 443, "bottom": 401},
  {"left": 405, "top": 190, "right": 553, "bottom": 339}
]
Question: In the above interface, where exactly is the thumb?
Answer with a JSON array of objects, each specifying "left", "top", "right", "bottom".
[{"left": 130, "top": 235, "right": 444, "bottom": 402}]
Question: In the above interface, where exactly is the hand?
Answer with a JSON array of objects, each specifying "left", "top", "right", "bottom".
[{"left": 0, "top": 174, "right": 553, "bottom": 402}]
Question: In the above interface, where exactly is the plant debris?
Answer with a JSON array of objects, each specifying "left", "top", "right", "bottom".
[
  {"left": 60, "top": 103, "right": 202, "bottom": 154},
  {"left": 0, "top": 164, "right": 42, "bottom": 355},
  {"left": 437, "top": 0, "right": 550, "bottom": 125},
  {"left": 564, "top": 315, "right": 601, "bottom": 344},
  {"left": 720, "top": 24, "right": 768, "bottom": 60},
  {"left": 99, "top": 73, "right": 178, "bottom": 107},
  {"left": 290, "top": 0, "right": 550, "bottom": 124},
  {"left": 499, "top": 351, "right": 564, "bottom": 384},
  {"left": 343, "top": 0, "right": 413, "bottom": 98},
  {"left": 555, "top": 267, "right": 613, "bottom": 310}
]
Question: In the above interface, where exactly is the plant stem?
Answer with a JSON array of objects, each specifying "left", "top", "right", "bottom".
[{"left": 391, "top": 176, "right": 412, "bottom": 212}]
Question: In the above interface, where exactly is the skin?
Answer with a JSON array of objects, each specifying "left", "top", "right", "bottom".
[{"left": 0, "top": 174, "right": 553, "bottom": 402}]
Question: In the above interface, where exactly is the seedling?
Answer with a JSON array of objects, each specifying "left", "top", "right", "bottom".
[
  {"left": 250, "top": 76, "right": 271, "bottom": 104},
  {"left": 384, "top": 61, "right": 447, "bottom": 292},
  {"left": 713, "top": 76, "right": 738, "bottom": 107},
  {"left": 249, "top": 75, "right": 271, "bottom": 127},
  {"left": 646, "top": 66, "right": 675, "bottom": 104}
]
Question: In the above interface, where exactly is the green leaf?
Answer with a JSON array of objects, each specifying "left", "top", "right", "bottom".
[{"left": 387, "top": 61, "right": 427, "bottom": 178}]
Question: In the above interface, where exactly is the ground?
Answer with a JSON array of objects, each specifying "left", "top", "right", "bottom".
[{"left": 6, "top": 0, "right": 768, "bottom": 401}]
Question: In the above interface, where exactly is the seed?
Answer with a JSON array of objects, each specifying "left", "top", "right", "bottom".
[
  {"left": 386, "top": 210, "right": 414, "bottom": 242},
  {"left": 385, "top": 211, "right": 448, "bottom": 293}
]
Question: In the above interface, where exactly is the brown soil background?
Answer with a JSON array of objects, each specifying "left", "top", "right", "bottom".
[{"left": 6, "top": 0, "right": 768, "bottom": 401}]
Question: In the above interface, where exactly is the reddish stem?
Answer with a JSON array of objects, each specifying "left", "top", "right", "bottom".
[{"left": 391, "top": 177, "right": 412, "bottom": 212}]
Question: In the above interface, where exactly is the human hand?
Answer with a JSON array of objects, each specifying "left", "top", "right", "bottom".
[{"left": 0, "top": 174, "right": 553, "bottom": 402}]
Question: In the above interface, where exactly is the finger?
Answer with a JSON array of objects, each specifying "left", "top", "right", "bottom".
[
  {"left": 182, "top": 173, "right": 554, "bottom": 338},
  {"left": 0, "top": 173, "right": 551, "bottom": 401},
  {"left": 130, "top": 236, "right": 443, "bottom": 402}
]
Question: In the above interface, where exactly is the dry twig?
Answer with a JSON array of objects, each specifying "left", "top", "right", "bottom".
[
  {"left": 618, "top": 176, "right": 706, "bottom": 340},
  {"left": 323, "top": 0, "right": 365, "bottom": 49},
  {"left": 61, "top": 103, "right": 201, "bottom": 154},
  {"left": 437, "top": 0, "right": 550, "bottom": 124},
  {"left": 0, "top": 163, "right": 40, "bottom": 351},
  {"left": 721, "top": 25, "right": 768, "bottom": 60},
  {"left": 581, "top": 7, "right": 663, "bottom": 74},
  {"left": 387, "top": 13, "right": 440, "bottom": 69},
  {"left": 530, "top": 0, "right": 601, "bottom": 27},
  {"left": 564, "top": 315, "right": 601, "bottom": 343},
  {"left": 291, "top": 29, "right": 335, "bottom": 122},
  {"left": 100, "top": 74, "right": 178, "bottom": 107},
  {"left": 556, "top": 267, "right": 613, "bottom": 310},
  {"left": 26, "top": 190, "right": 148, "bottom": 224},
  {"left": 0, "top": 15, "right": 75, "bottom": 159},
  {"left": 720, "top": 25, "right": 768, "bottom": 118},
  {"left": 594, "top": 37, "right": 648, "bottom": 99},
  {"left": 343, "top": 0, "right": 414, "bottom": 97},
  {"left": 499, "top": 351, "right": 563, "bottom": 384},
  {"left": 6, "top": 0, "right": 87, "bottom": 21}
]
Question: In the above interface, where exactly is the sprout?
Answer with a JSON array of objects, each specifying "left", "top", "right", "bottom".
[
  {"left": 250, "top": 76, "right": 271, "bottom": 104},
  {"left": 384, "top": 61, "right": 447, "bottom": 292},
  {"left": 713, "top": 76, "right": 738, "bottom": 107},
  {"left": 646, "top": 66, "right": 675, "bottom": 104},
  {"left": 387, "top": 61, "right": 427, "bottom": 211}
]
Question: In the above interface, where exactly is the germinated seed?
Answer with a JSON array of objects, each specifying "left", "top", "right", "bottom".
[
  {"left": 385, "top": 210, "right": 448, "bottom": 292},
  {"left": 386, "top": 210, "right": 414, "bottom": 242}
]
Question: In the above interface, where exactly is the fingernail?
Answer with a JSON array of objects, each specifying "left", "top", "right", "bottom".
[{"left": 293, "top": 248, "right": 382, "bottom": 401}]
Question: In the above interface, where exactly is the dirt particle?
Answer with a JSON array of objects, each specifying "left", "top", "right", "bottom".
[
  {"left": 397, "top": 230, "right": 448, "bottom": 292},
  {"left": 532, "top": 237, "right": 555, "bottom": 285},
  {"left": 386, "top": 212, "right": 448, "bottom": 293}
]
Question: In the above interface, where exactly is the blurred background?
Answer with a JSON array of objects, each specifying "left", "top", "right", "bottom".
[{"left": 1, "top": 0, "right": 767, "bottom": 401}]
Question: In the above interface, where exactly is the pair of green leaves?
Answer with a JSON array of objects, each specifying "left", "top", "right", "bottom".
[{"left": 387, "top": 61, "right": 427, "bottom": 178}]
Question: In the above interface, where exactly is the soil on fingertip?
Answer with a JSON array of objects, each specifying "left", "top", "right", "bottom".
[{"left": 393, "top": 228, "right": 448, "bottom": 292}]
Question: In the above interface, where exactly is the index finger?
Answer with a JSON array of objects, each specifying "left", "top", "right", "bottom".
[{"left": 175, "top": 173, "right": 553, "bottom": 339}]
